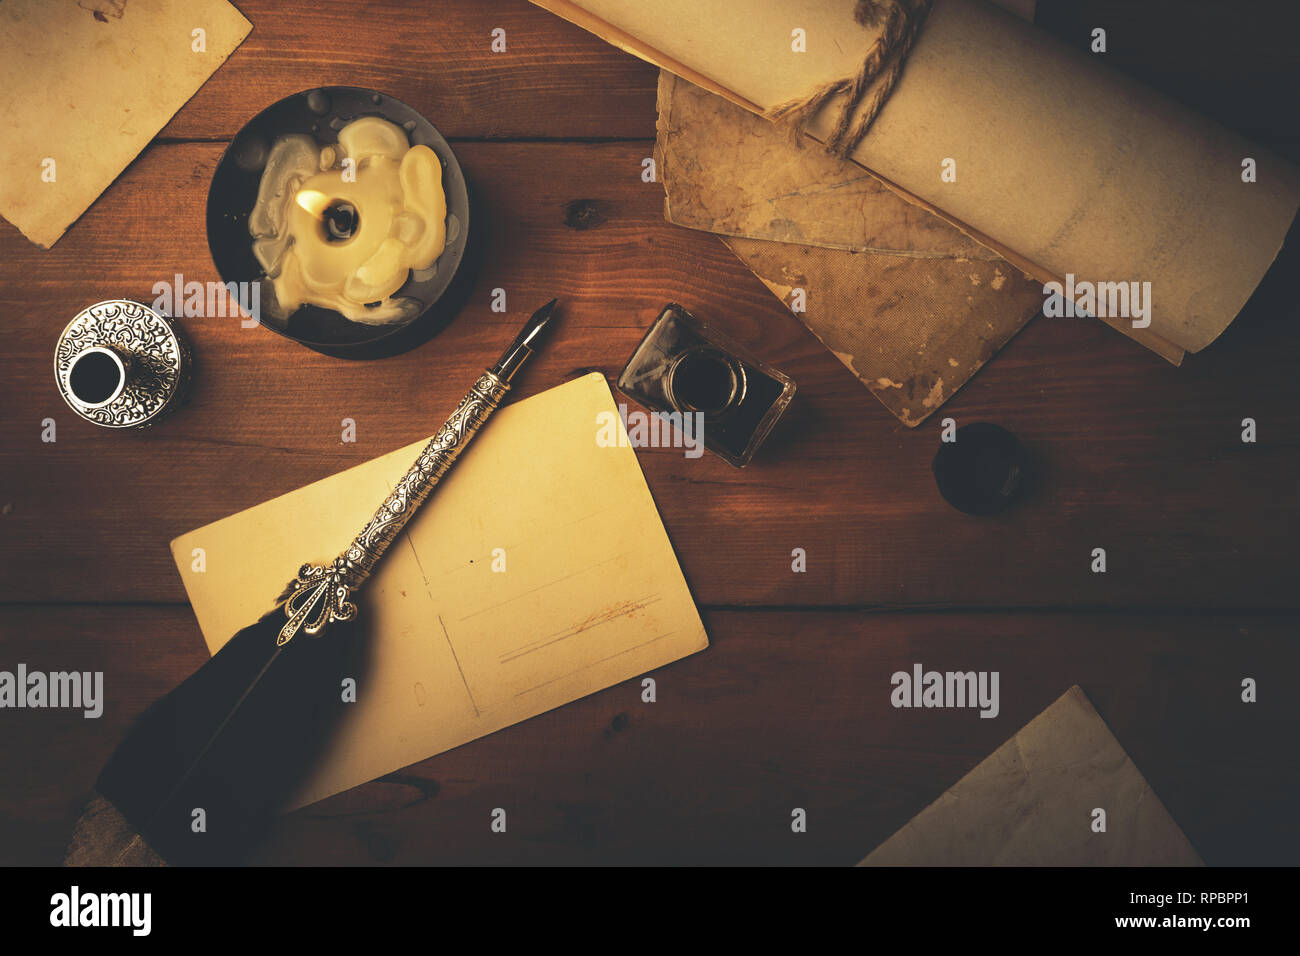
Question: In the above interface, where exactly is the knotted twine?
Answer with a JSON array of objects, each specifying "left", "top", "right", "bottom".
[{"left": 765, "top": 0, "right": 933, "bottom": 157}]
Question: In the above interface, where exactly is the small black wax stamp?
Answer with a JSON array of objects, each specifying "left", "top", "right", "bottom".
[
  {"left": 618, "top": 303, "right": 795, "bottom": 467},
  {"left": 931, "top": 422, "right": 1027, "bottom": 515}
]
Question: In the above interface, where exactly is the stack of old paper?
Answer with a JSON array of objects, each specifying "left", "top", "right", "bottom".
[
  {"left": 650, "top": 0, "right": 1048, "bottom": 425},
  {"left": 171, "top": 373, "right": 709, "bottom": 807},
  {"left": 656, "top": 70, "right": 1044, "bottom": 426},
  {"left": 860, "top": 686, "right": 1203, "bottom": 866},
  {"left": 533, "top": 0, "right": 1300, "bottom": 423}
]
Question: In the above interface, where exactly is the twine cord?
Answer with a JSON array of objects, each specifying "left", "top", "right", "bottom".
[{"left": 765, "top": 0, "right": 933, "bottom": 157}]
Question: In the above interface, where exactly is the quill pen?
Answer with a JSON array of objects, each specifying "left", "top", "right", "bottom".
[{"left": 84, "top": 300, "right": 559, "bottom": 866}]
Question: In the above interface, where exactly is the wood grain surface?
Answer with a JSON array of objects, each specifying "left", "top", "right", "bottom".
[
  {"left": 0, "top": 0, "right": 1297, "bottom": 866},
  {"left": 2, "top": 606, "right": 1295, "bottom": 866}
]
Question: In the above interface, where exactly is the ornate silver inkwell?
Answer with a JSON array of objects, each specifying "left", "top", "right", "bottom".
[{"left": 54, "top": 299, "right": 192, "bottom": 429}]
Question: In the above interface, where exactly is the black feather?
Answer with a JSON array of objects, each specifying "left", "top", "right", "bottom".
[{"left": 96, "top": 603, "right": 362, "bottom": 865}]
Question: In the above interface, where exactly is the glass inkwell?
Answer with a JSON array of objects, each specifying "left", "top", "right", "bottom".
[{"left": 618, "top": 304, "right": 795, "bottom": 467}]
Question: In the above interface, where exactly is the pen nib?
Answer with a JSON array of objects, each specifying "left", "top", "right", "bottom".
[
  {"left": 518, "top": 298, "right": 559, "bottom": 349},
  {"left": 491, "top": 299, "right": 560, "bottom": 382}
]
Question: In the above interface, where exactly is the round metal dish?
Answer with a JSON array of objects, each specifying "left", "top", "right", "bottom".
[{"left": 206, "top": 87, "right": 473, "bottom": 358}]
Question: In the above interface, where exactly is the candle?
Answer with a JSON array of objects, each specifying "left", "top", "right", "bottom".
[{"left": 249, "top": 117, "right": 447, "bottom": 324}]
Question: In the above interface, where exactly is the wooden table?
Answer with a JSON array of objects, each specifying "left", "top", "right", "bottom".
[{"left": 1, "top": 0, "right": 1297, "bottom": 866}]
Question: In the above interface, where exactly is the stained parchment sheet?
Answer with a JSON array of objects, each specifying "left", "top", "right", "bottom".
[
  {"left": 859, "top": 685, "right": 1203, "bottom": 866},
  {"left": 0, "top": 0, "right": 251, "bottom": 248},
  {"left": 657, "top": 71, "right": 1045, "bottom": 425}
]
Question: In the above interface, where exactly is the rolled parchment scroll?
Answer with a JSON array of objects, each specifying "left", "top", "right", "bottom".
[{"left": 532, "top": 0, "right": 1300, "bottom": 362}]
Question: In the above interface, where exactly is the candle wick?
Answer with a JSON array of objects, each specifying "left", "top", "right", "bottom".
[{"left": 324, "top": 201, "right": 358, "bottom": 241}]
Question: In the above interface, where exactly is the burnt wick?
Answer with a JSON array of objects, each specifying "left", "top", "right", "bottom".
[{"left": 323, "top": 201, "right": 358, "bottom": 242}]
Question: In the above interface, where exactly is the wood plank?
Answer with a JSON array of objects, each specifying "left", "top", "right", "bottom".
[
  {"left": 155, "top": 0, "right": 659, "bottom": 142},
  {"left": 3, "top": 141, "right": 1299, "bottom": 608},
  {"left": 1, "top": 605, "right": 1294, "bottom": 865}
]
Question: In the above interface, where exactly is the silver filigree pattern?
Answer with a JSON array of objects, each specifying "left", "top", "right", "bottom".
[
  {"left": 54, "top": 300, "right": 191, "bottom": 428},
  {"left": 277, "top": 556, "right": 359, "bottom": 647},
  {"left": 278, "top": 370, "right": 511, "bottom": 645},
  {"left": 346, "top": 372, "right": 510, "bottom": 581}
]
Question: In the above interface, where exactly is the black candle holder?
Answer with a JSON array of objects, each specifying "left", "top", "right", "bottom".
[{"left": 206, "top": 87, "right": 474, "bottom": 359}]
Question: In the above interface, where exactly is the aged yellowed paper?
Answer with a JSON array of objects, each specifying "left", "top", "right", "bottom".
[
  {"left": 860, "top": 686, "right": 1203, "bottom": 866},
  {"left": 0, "top": 0, "right": 251, "bottom": 248},
  {"left": 657, "top": 71, "right": 1044, "bottom": 426}
]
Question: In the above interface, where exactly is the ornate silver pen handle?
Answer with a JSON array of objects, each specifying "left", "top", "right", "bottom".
[
  {"left": 275, "top": 300, "right": 559, "bottom": 648},
  {"left": 345, "top": 371, "right": 509, "bottom": 583}
]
